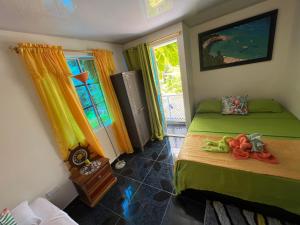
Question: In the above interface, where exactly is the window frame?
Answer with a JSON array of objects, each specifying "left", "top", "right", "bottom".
[{"left": 66, "top": 56, "right": 112, "bottom": 129}]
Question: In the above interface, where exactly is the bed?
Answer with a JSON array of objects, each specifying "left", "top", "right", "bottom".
[
  {"left": 174, "top": 109, "right": 300, "bottom": 215},
  {"left": 11, "top": 198, "right": 78, "bottom": 225}
]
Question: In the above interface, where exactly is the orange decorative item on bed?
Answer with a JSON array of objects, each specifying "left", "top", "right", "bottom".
[{"left": 227, "top": 134, "right": 278, "bottom": 164}]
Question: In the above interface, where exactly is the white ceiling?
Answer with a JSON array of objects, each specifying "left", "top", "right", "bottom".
[{"left": 0, "top": 0, "right": 265, "bottom": 44}]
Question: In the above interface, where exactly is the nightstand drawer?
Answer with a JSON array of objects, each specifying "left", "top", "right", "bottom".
[
  {"left": 84, "top": 163, "right": 111, "bottom": 191},
  {"left": 69, "top": 157, "right": 116, "bottom": 207},
  {"left": 90, "top": 174, "right": 115, "bottom": 200}
]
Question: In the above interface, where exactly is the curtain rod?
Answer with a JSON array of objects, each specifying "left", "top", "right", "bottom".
[
  {"left": 149, "top": 31, "right": 181, "bottom": 45},
  {"left": 8, "top": 32, "right": 182, "bottom": 54},
  {"left": 9, "top": 46, "right": 96, "bottom": 54}
]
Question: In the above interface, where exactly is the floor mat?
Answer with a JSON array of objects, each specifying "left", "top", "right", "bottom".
[{"left": 204, "top": 200, "right": 299, "bottom": 225}]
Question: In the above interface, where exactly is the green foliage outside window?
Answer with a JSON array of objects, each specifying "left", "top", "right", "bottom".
[{"left": 154, "top": 41, "right": 182, "bottom": 94}]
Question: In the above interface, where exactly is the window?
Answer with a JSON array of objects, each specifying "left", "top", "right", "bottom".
[{"left": 67, "top": 57, "right": 112, "bottom": 129}]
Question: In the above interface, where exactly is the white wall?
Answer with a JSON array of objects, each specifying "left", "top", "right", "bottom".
[
  {"left": 189, "top": 0, "right": 297, "bottom": 110},
  {"left": 124, "top": 23, "right": 194, "bottom": 125},
  {"left": 0, "top": 29, "right": 126, "bottom": 210},
  {"left": 281, "top": 0, "right": 300, "bottom": 119},
  {"left": 181, "top": 23, "right": 194, "bottom": 119}
]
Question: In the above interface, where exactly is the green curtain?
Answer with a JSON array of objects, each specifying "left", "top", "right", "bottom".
[
  {"left": 123, "top": 48, "right": 141, "bottom": 70},
  {"left": 124, "top": 44, "right": 164, "bottom": 140}
]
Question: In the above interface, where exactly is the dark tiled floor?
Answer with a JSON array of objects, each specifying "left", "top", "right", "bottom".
[
  {"left": 162, "top": 196, "right": 205, "bottom": 225},
  {"left": 65, "top": 136, "right": 206, "bottom": 225},
  {"left": 119, "top": 157, "right": 154, "bottom": 182},
  {"left": 144, "top": 162, "right": 174, "bottom": 193}
]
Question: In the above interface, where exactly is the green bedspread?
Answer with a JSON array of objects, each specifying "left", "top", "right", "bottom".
[
  {"left": 175, "top": 111, "right": 300, "bottom": 215},
  {"left": 188, "top": 111, "right": 300, "bottom": 138}
]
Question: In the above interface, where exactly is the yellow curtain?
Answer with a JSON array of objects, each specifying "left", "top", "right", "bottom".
[
  {"left": 92, "top": 49, "right": 133, "bottom": 154},
  {"left": 18, "top": 43, "right": 105, "bottom": 159}
]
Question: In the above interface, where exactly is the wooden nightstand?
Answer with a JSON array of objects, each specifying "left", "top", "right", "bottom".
[{"left": 69, "top": 157, "right": 117, "bottom": 207}]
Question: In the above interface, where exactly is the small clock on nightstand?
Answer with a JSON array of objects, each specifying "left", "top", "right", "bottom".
[{"left": 67, "top": 144, "right": 117, "bottom": 207}]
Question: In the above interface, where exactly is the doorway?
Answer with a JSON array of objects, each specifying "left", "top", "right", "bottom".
[{"left": 151, "top": 39, "right": 187, "bottom": 137}]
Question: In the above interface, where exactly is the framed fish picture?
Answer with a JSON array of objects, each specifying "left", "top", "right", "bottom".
[{"left": 198, "top": 9, "right": 278, "bottom": 71}]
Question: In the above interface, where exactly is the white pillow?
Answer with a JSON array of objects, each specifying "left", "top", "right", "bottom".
[
  {"left": 11, "top": 201, "right": 42, "bottom": 225},
  {"left": 30, "top": 198, "right": 78, "bottom": 225},
  {"left": 29, "top": 198, "right": 59, "bottom": 221},
  {"left": 40, "top": 215, "right": 78, "bottom": 225}
]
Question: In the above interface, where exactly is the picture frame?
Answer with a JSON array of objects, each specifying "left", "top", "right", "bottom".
[{"left": 198, "top": 9, "right": 278, "bottom": 71}]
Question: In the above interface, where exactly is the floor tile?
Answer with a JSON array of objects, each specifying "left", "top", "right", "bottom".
[
  {"left": 65, "top": 138, "right": 187, "bottom": 225},
  {"left": 115, "top": 218, "right": 128, "bottom": 225},
  {"left": 135, "top": 140, "right": 166, "bottom": 160},
  {"left": 120, "top": 157, "right": 154, "bottom": 182},
  {"left": 157, "top": 145, "right": 176, "bottom": 165},
  {"left": 112, "top": 153, "right": 136, "bottom": 175},
  {"left": 157, "top": 137, "right": 184, "bottom": 165},
  {"left": 65, "top": 198, "right": 121, "bottom": 225},
  {"left": 99, "top": 175, "right": 141, "bottom": 216},
  {"left": 121, "top": 184, "right": 171, "bottom": 225},
  {"left": 161, "top": 196, "right": 205, "bottom": 225},
  {"left": 144, "top": 162, "right": 174, "bottom": 193}
]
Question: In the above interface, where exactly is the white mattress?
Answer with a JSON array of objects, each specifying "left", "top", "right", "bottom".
[{"left": 14, "top": 198, "right": 78, "bottom": 225}]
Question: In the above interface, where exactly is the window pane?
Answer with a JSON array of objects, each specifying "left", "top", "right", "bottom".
[
  {"left": 67, "top": 59, "right": 83, "bottom": 86},
  {"left": 66, "top": 57, "right": 112, "bottom": 129},
  {"left": 71, "top": 77, "right": 85, "bottom": 86},
  {"left": 88, "top": 83, "right": 105, "bottom": 105},
  {"left": 67, "top": 59, "right": 81, "bottom": 74},
  {"left": 96, "top": 104, "right": 112, "bottom": 127},
  {"left": 79, "top": 59, "right": 99, "bottom": 84},
  {"left": 84, "top": 107, "right": 99, "bottom": 129},
  {"left": 75, "top": 86, "right": 92, "bottom": 108}
]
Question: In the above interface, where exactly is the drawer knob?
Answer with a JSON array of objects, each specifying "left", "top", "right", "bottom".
[{"left": 98, "top": 175, "right": 102, "bottom": 179}]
